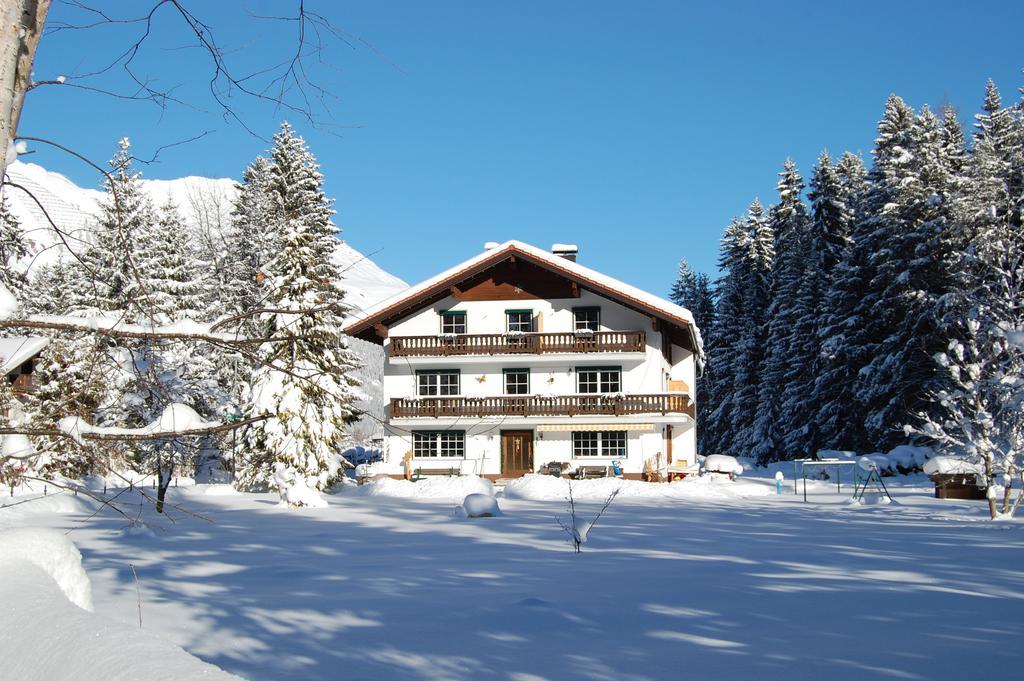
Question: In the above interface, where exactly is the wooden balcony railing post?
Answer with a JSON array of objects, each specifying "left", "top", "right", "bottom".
[
  {"left": 390, "top": 331, "right": 647, "bottom": 357},
  {"left": 391, "top": 393, "right": 691, "bottom": 418}
]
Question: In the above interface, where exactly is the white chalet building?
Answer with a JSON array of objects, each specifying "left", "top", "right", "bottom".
[{"left": 345, "top": 241, "right": 704, "bottom": 479}]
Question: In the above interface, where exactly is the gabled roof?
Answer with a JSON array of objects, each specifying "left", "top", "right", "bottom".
[
  {"left": 0, "top": 336, "right": 49, "bottom": 375},
  {"left": 344, "top": 240, "right": 704, "bottom": 361}
]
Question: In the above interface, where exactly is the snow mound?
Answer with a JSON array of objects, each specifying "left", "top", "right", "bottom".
[
  {"left": 0, "top": 492, "right": 95, "bottom": 523},
  {"left": 923, "top": 456, "right": 983, "bottom": 476},
  {"left": 462, "top": 493, "right": 502, "bottom": 518},
  {"left": 355, "top": 475, "right": 495, "bottom": 499},
  {"left": 0, "top": 528, "right": 92, "bottom": 610},
  {"left": 887, "top": 445, "right": 932, "bottom": 470},
  {"left": 860, "top": 454, "right": 894, "bottom": 473},
  {"left": 202, "top": 484, "right": 241, "bottom": 496},
  {"left": 0, "top": 556, "right": 245, "bottom": 680},
  {"left": 502, "top": 474, "right": 769, "bottom": 501},
  {"left": 703, "top": 454, "right": 744, "bottom": 476}
]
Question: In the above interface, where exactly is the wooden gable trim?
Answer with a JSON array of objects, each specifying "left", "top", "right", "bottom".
[{"left": 346, "top": 244, "right": 698, "bottom": 351}]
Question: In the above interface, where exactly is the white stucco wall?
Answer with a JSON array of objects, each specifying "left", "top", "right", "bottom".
[{"left": 378, "top": 290, "right": 697, "bottom": 477}]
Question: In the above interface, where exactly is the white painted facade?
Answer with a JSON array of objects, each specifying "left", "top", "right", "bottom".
[{"left": 377, "top": 290, "right": 698, "bottom": 478}]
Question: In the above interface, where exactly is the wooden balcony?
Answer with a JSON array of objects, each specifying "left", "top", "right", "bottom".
[
  {"left": 390, "top": 393, "right": 693, "bottom": 419},
  {"left": 390, "top": 331, "right": 646, "bottom": 357}
]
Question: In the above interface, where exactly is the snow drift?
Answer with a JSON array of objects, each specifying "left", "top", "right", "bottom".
[
  {"left": 353, "top": 475, "right": 495, "bottom": 499},
  {"left": 502, "top": 474, "right": 769, "bottom": 501},
  {"left": 0, "top": 528, "right": 244, "bottom": 681}
]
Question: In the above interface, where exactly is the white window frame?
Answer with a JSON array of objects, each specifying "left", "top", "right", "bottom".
[
  {"left": 576, "top": 367, "right": 621, "bottom": 393},
  {"left": 440, "top": 311, "right": 466, "bottom": 335},
  {"left": 417, "top": 370, "right": 460, "bottom": 396},
  {"left": 573, "top": 307, "right": 600, "bottom": 331},
  {"left": 572, "top": 431, "right": 627, "bottom": 458},
  {"left": 504, "top": 369, "right": 530, "bottom": 395},
  {"left": 413, "top": 431, "right": 466, "bottom": 458}
]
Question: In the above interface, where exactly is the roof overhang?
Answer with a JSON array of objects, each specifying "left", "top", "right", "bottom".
[{"left": 344, "top": 242, "right": 702, "bottom": 360}]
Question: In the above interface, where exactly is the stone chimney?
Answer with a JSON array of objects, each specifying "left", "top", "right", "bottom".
[{"left": 551, "top": 243, "right": 578, "bottom": 262}]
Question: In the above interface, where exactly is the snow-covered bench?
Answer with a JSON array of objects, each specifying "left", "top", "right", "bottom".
[
  {"left": 412, "top": 467, "right": 459, "bottom": 481},
  {"left": 573, "top": 465, "right": 609, "bottom": 480},
  {"left": 666, "top": 462, "right": 699, "bottom": 481}
]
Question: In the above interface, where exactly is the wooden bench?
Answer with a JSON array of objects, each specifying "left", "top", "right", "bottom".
[
  {"left": 412, "top": 467, "right": 458, "bottom": 481},
  {"left": 573, "top": 465, "right": 609, "bottom": 480}
]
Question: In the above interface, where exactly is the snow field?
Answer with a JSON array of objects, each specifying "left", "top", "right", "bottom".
[{"left": 3, "top": 474, "right": 1020, "bottom": 681}]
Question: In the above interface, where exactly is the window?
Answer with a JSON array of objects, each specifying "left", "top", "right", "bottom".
[
  {"left": 506, "top": 309, "right": 534, "bottom": 333},
  {"left": 413, "top": 431, "right": 465, "bottom": 458},
  {"left": 573, "top": 307, "right": 600, "bottom": 331},
  {"left": 417, "top": 370, "right": 460, "bottom": 396},
  {"left": 504, "top": 369, "right": 530, "bottom": 395},
  {"left": 577, "top": 367, "right": 621, "bottom": 393},
  {"left": 572, "top": 431, "right": 599, "bottom": 457},
  {"left": 440, "top": 311, "right": 466, "bottom": 335},
  {"left": 572, "top": 431, "right": 627, "bottom": 458}
]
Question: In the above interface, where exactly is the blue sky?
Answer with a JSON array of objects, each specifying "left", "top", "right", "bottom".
[{"left": 20, "top": 1, "right": 1024, "bottom": 296}]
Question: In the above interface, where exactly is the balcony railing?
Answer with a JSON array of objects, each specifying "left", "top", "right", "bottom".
[
  {"left": 390, "top": 393, "right": 693, "bottom": 418},
  {"left": 390, "top": 331, "right": 646, "bottom": 357}
]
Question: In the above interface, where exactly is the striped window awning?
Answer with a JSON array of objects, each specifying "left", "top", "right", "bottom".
[{"left": 536, "top": 423, "right": 656, "bottom": 433}]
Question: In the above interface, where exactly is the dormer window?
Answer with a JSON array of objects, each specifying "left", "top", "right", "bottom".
[
  {"left": 506, "top": 309, "right": 534, "bottom": 333},
  {"left": 440, "top": 310, "right": 466, "bottom": 335},
  {"left": 573, "top": 307, "right": 600, "bottom": 332}
]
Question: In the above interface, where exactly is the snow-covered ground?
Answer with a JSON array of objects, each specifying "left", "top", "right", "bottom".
[{"left": 2, "top": 471, "right": 1022, "bottom": 681}]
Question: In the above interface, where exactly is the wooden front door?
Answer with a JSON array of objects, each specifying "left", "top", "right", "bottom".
[{"left": 501, "top": 430, "right": 534, "bottom": 477}]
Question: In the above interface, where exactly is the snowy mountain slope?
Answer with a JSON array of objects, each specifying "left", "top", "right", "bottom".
[
  {"left": 2, "top": 160, "right": 406, "bottom": 441},
  {"left": 2, "top": 160, "right": 407, "bottom": 315}
]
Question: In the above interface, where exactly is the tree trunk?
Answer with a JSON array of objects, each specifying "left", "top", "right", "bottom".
[
  {"left": 155, "top": 459, "right": 173, "bottom": 514},
  {"left": 0, "top": 0, "right": 50, "bottom": 178}
]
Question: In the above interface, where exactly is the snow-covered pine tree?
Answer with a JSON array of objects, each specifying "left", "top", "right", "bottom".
[
  {"left": 669, "top": 258, "right": 715, "bottom": 334},
  {"left": 0, "top": 195, "right": 28, "bottom": 295},
  {"left": 793, "top": 151, "right": 852, "bottom": 455},
  {"left": 669, "top": 259, "right": 695, "bottom": 308},
  {"left": 238, "top": 122, "right": 361, "bottom": 504},
  {"left": 668, "top": 257, "right": 715, "bottom": 454},
  {"left": 813, "top": 149, "right": 871, "bottom": 452},
  {"left": 909, "top": 214, "right": 1024, "bottom": 519},
  {"left": 27, "top": 334, "right": 115, "bottom": 477},
  {"left": 752, "top": 161, "right": 810, "bottom": 463},
  {"left": 825, "top": 95, "right": 918, "bottom": 451},
  {"left": 973, "top": 79, "right": 1023, "bottom": 231},
  {"left": 729, "top": 199, "right": 774, "bottom": 455},
  {"left": 80, "top": 138, "right": 156, "bottom": 320},
  {"left": 214, "top": 156, "right": 283, "bottom": 415},
  {"left": 136, "top": 200, "right": 209, "bottom": 323},
  {"left": 856, "top": 104, "right": 964, "bottom": 448},
  {"left": 224, "top": 156, "right": 280, "bottom": 330},
  {"left": 24, "top": 257, "right": 74, "bottom": 314},
  {"left": 703, "top": 216, "right": 750, "bottom": 455}
]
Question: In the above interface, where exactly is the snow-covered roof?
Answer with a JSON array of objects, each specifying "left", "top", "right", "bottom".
[
  {"left": 344, "top": 240, "right": 704, "bottom": 360},
  {"left": 0, "top": 337, "right": 48, "bottom": 375}
]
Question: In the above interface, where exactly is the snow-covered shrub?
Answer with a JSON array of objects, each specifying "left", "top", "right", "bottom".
[
  {"left": 271, "top": 463, "right": 327, "bottom": 508},
  {"left": 863, "top": 453, "right": 895, "bottom": 476},
  {"left": 887, "top": 445, "right": 932, "bottom": 473}
]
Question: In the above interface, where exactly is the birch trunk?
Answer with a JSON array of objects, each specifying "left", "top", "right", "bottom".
[{"left": 0, "top": 0, "right": 50, "bottom": 178}]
